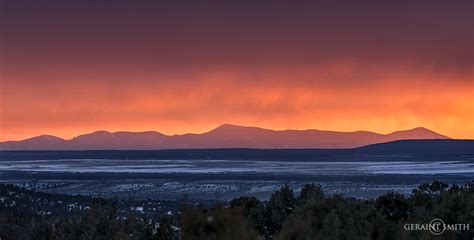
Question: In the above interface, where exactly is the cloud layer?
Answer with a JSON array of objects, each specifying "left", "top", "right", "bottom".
[{"left": 1, "top": 0, "right": 473, "bottom": 140}]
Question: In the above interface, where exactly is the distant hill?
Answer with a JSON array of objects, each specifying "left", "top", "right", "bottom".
[
  {"left": 1, "top": 140, "right": 472, "bottom": 161},
  {"left": 355, "top": 139, "right": 474, "bottom": 155},
  {"left": 0, "top": 124, "right": 450, "bottom": 150}
]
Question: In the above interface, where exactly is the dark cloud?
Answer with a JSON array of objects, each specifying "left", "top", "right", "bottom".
[{"left": 2, "top": 0, "right": 472, "bottom": 82}]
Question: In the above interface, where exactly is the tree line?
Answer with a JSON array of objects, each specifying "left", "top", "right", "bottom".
[{"left": 0, "top": 181, "right": 472, "bottom": 240}]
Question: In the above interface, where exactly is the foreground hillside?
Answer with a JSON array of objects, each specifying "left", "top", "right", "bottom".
[{"left": 0, "top": 181, "right": 472, "bottom": 240}]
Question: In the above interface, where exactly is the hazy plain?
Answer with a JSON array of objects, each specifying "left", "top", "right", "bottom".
[{"left": 1, "top": 155, "right": 473, "bottom": 200}]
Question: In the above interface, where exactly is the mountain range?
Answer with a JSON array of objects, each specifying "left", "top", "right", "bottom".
[
  {"left": 0, "top": 124, "right": 449, "bottom": 150},
  {"left": 0, "top": 124, "right": 450, "bottom": 150}
]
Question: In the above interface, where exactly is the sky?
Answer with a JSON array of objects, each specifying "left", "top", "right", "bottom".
[{"left": 0, "top": 0, "right": 473, "bottom": 141}]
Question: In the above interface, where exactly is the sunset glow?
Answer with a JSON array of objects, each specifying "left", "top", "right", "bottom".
[{"left": 1, "top": 0, "right": 473, "bottom": 141}]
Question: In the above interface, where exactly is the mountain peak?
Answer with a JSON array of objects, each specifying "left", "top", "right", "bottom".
[
  {"left": 214, "top": 123, "right": 246, "bottom": 129},
  {"left": 208, "top": 124, "right": 270, "bottom": 134},
  {"left": 71, "top": 131, "right": 116, "bottom": 143},
  {"left": 24, "top": 135, "right": 65, "bottom": 142},
  {"left": 29, "top": 134, "right": 64, "bottom": 140},
  {"left": 410, "top": 127, "right": 432, "bottom": 132},
  {"left": 90, "top": 130, "right": 113, "bottom": 135},
  {"left": 385, "top": 127, "right": 449, "bottom": 140},
  {"left": 210, "top": 124, "right": 251, "bottom": 131}
]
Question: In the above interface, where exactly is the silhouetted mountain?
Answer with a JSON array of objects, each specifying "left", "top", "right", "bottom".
[
  {"left": 0, "top": 124, "right": 450, "bottom": 150},
  {"left": 382, "top": 127, "right": 448, "bottom": 142},
  {"left": 0, "top": 135, "right": 67, "bottom": 150},
  {"left": 69, "top": 131, "right": 166, "bottom": 150}
]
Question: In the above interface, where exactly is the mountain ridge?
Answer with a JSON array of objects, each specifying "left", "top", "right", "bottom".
[{"left": 0, "top": 124, "right": 450, "bottom": 150}]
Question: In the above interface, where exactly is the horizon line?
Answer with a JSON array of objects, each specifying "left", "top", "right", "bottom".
[{"left": 1, "top": 123, "right": 451, "bottom": 142}]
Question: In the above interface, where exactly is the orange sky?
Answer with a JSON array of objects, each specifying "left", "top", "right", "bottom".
[
  {"left": 1, "top": 0, "right": 473, "bottom": 141},
  {"left": 1, "top": 62, "right": 472, "bottom": 141}
]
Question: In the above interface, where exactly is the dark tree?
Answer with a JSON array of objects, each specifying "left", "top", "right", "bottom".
[
  {"left": 265, "top": 185, "right": 296, "bottom": 238},
  {"left": 376, "top": 192, "right": 412, "bottom": 223},
  {"left": 229, "top": 196, "right": 265, "bottom": 234},
  {"left": 298, "top": 183, "right": 324, "bottom": 205},
  {"left": 181, "top": 207, "right": 258, "bottom": 240}
]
